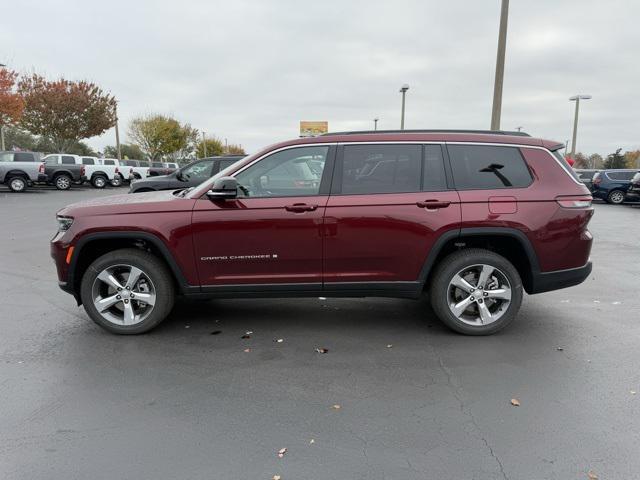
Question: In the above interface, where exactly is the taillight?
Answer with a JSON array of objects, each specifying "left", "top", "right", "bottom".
[
  {"left": 115, "top": 167, "right": 120, "bottom": 174},
  {"left": 130, "top": 168, "right": 134, "bottom": 174},
  {"left": 593, "top": 176, "right": 602, "bottom": 185},
  {"left": 38, "top": 162, "right": 45, "bottom": 174},
  {"left": 81, "top": 165, "right": 86, "bottom": 176},
  {"left": 555, "top": 195, "right": 592, "bottom": 208}
]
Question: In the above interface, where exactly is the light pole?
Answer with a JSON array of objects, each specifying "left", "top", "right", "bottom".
[
  {"left": 399, "top": 84, "right": 409, "bottom": 130},
  {"left": 114, "top": 102, "right": 122, "bottom": 161},
  {"left": 568, "top": 95, "right": 592, "bottom": 158},
  {"left": 490, "top": 0, "right": 509, "bottom": 130},
  {"left": 515, "top": 126, "right": 523, "bottom": 132},
  {"left": 202, "top": 131, "right": 207, "bottom": 158},
  {"left": 373, "top": 118, "right": 379, "bottom": 130},
  {"left": 0, "top": 63, "right": 6, "bottom": 151}
]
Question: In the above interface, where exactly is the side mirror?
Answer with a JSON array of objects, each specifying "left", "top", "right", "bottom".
[
  {"left": 176, "top": 170, "right": 187, "bottom": 181},
  {"left": 206, "top": 176, "right": 238, "bottom": 200}
]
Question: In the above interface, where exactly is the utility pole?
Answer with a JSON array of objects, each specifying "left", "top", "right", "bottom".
[
  {"left": 202, "top": 131, "right": 207, "bottom": 158},
  {"left": 1, "top": 63, "right": 6, "bottom": 151},
  {"left": 399, "top": 84, "right": 409, "bottom": 130},
  {"left": 569, "top": 95, "right": 592, "bottom": 159},
  {"left": 490, "top": 0, "right": 509, "bottom": 131},
  {"left": 515, "top": 126, "right": 523, "bottom": 132},
  {"left": 374, "top": 118, "right": 379, "bottom": 130},
  {"left": 114, "top": 103, "right": 122, "bottom": 160}
]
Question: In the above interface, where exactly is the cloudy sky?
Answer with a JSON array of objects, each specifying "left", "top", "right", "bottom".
[{"left": 2, "top": 0, "right": 639, "bottom": 156}]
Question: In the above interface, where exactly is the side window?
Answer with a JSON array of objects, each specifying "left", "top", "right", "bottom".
[
  {"left": 44, "top": 155, "right": 58, "bottom": 165},
  {"left": 0, "top": 152, "right": 14, "bottom": 162},
  {"left": 449, "top": 145, "right": 532, "bottom": 189},
  {"left": 182, "top": 160, "right": 214, "bottom": 182},
  {"left": 82, "top": 157, "right": 95, "bottom": 165},
  {"left": 138, "top": 161, "right": 149, "bottom": 167},
  {"left": 235, "top": 146, "right": 328, "bottom": 198},
  {"left": 219, "top": 159, "right": 239, "bottom": 170},
  {"left": 340, "top": 144, "right": 421, "bottom": 194},
  {"left": 61, "top": 156, "right": 76, "bottom": 165},
  {"left": 14, "top": 152, "right": 35, "bottom": 162},
  {"left": 103, "top": 160, "right": 115, "bottom": 165}
]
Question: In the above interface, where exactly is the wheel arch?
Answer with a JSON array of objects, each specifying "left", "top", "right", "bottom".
[
  {"left": 419, "top": 227, "right": 540, "bottom": 294},
  {"left": 68, "top": 232, "right": 194, "bottom": 301}
]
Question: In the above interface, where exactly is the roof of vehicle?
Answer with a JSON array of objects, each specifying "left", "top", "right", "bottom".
[{"left": 261, "top": 130, "right": 564, "bottom": 151}]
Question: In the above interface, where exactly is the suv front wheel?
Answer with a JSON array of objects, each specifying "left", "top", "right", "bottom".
[
  {"left": 430, "top": 248, "right": 523, "bottom": 335},
  {"left": 80, "top": 248, "right": 175, "bottom": 334}
]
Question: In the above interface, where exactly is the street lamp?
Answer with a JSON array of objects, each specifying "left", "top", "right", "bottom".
[
  {"left": 399, "top": 84, "right": 409, "bottom": 130},
  {"left": 373, "top": 118, "right": 379, "bottom": 130},
  {"left": 568, "top": 94, "right": 592, "bottom": 158},
  {"left": 515, "top": 126, "right": 523, "bottom": 132},
  {"left": 1, "top": 63, "right": 7, "bottom": 150}
]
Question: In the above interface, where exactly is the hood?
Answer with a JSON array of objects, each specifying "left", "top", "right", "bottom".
[{"left": 57, "top": 190, "right": 196, "bottom": 218}]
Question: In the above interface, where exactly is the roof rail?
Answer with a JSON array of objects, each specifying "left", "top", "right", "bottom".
[{"left": 321, "top": 129, "right": 531, "bottom": 137}]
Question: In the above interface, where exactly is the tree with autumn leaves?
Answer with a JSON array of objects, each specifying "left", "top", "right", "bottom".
[
  {"left": 18, "top": 74, "right": 117, "bottom": 152},
  {"left": 0, "top": 68, "right": 25, "bottom": 149}
]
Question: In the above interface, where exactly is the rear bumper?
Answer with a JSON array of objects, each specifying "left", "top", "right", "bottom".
[
  {"left": 529, "top": 261, "right": 592, "bottom": 294},
  {"left": 625, "top": 189, "right": 640, "bottom": 202}
]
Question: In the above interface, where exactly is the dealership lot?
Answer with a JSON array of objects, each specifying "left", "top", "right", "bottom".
[{"left": 1, "top": 187, "right": 639, "bottom": 479}]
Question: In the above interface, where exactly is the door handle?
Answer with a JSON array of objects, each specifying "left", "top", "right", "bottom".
[
  {"left": 285, "top": 203, "right": 318, "bottom": 213},
  {"left": 416, "top": 200, "right": 451, "bottom": 210}
]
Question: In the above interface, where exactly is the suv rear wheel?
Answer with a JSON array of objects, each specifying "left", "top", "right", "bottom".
[
  {"left": 92, "top": 175, "right": 107, "bottom": 188},
  {"left": 80, "top": 248, "right": 175, "bottom": 334},
  {"left": 430, "top": 248, "right": 523, "bottom": 335},
  {"left": 8, "top": 176, "right": 27, "bottom": 192},
  {"left": 607, "top": 189, "right": 625, "bottom": 204}
]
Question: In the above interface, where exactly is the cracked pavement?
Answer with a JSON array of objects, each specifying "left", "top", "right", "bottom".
[{"left": 1, "top": 187, "right": 639, "bottom": 479}]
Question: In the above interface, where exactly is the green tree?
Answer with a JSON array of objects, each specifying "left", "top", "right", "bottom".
[
  {"left": 196, "top": 137, "right": 225, "bottom": 158},
  {"left": 604, "top": 148, "right": 626, "bottom": 169},
  {"left": 18, "top": 74, "right": 116, "bottom": 152},
  {"left": 588, "top": 153, "right": 604, "bottom": 169},
  {"left": 2, "top": 126, "right": 95, "bottom": 155},
  {"left": 104, "top": 143, "right": 146, "bottom": 160},
  {"left": 128, "top": 114, "right": 195, "bottom": 160},
  {"left": 226, "top": 143, "right": 246, "bottom": 155},
  {"left": 572, "top": 152, "right": 589, "bottom": 169}
]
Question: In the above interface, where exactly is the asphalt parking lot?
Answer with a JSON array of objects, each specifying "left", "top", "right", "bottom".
[{"left": 1, "top": 186, "right": 638, "bottom": 480}]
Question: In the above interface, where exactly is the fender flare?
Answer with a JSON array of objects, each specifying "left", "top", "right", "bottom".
[
  {"left": 4, "top": 169, "right": 31, "bottom": 181},
  {"left": 417, "top": 227, "right": 540, "bottom": 285},
  {"left": 67, "top": 231, "right": 195, "bottom": 296}
]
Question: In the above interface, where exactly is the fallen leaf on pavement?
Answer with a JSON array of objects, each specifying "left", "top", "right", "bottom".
[
  {"left": 278, "top": 447, "right": 287, "bottom": 458},
  {"left": 510, "top": 398, "right": 520, "bottom": 407},
  {"left": 272, "top": 476, "right": 281, "bottom": 480},
  {"left": 588, "top": 470, "right": 598, "bottom": 479},
  {"left": 309, "top": 439, "right": 315, "bottom": 444},
  {"left": 210, "top": 330, "right": 222, "bottom": 335},
  {"left": 332, "top": 404, "right": 341, "bottom": 410},
  {"left": 315, "top": 348, "right": 328, "bottom": 354},
  {"left": 244, "top": 348, "right": 251, "bottom": 353},
  {"left": 276, "top": 338, "right": 284, "bottom": 343}
]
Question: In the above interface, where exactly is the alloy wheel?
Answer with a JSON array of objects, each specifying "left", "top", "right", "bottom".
[
  {"left": 91, "top": 264, "right": 157, "bottom": 326},
  {"left": 56, "top": 176, "right": 71, "bottom": 189},
  {"left": 609, "top": 191, "right": 624, "bottom": 204},
  {"left": 447, "top": 264, "right": 512, "bottom": 326},
  {"left": 10, "top": 178, "right": 26, "bottom": 192}
]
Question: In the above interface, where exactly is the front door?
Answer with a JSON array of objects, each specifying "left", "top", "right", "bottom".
[
  {"left": 192, "top": 145, "right": 334, "bottom": 288},
  {"left": 323, "top": 143, "right": 461, "bottom": 290}
]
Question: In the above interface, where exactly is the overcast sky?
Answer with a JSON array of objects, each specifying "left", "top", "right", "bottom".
[{"left": 2, "top": 0, "right": 639, "bottom": 156}]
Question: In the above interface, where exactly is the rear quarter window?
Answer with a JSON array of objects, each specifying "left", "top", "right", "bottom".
[
  {"left": 14, "top": 152, "right": 36, "bottom": 162},
  {"left": 448, "top": 145, "right": 532, "bottom": 189}
]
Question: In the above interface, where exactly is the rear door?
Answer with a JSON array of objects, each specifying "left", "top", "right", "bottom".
[{"left": 323, "top": 143, "right": 461, "bottom": 289}]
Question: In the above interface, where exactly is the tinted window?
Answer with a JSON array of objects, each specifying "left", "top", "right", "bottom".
[
  {"left": 607, "top": 171, "right": 636, "bottom": 181},
  {"left": 449, "top": 145, "right": 532, "bottom": 189},
  {"left": 138, "top": 161, "right": 149, "bottom": 167},
  {"left": 103, "top": 160, "right": 115, "bottom": 165},
  {"left": 82, "top": 157, "right": 95, "bottom": 165},
  {"left": 236, "top": 146, "right": 328, "bottom": 198},
  {"left": 151, "top": 162, "right": 163, "bottom": 168},
  {"left": 0, "top": 152, "right": 14, "bottom": 162},
  {"left": 340, "top": 144, "right": 421, "bottom": 194},
  {"left": 61, "top": 156, "right": 76, "bottom": 165},
  {"left": 14, "top": 152, "right": 36, "bottom": 162},
  {"left": 122, "top": 160, "right": 137, "bottom": 167},
  {"left": 181, "top": 160, "right": 214, "bottom": 182},
  {"left": 423, "top": 145, "right": 447, "bottom": 191},
  {"left": 219, "top": 158, "right": 239, "bottom": 171}
]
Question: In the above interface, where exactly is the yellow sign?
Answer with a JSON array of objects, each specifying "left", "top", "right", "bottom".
[{"left": 300, "top": 121, "right": 328, "bottom": 137}]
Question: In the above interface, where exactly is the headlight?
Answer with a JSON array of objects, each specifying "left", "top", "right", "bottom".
[{"left": 56, "top": 215, "right": 74, "bottom": 232}]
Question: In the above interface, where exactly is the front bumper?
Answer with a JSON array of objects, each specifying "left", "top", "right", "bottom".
[{"left": 529, "top": 261, "right": 592, "bottom": 294}]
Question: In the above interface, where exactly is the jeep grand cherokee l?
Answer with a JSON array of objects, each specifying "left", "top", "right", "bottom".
[{"left": 51, "top": 130, "right": 594, "bottom": 335}]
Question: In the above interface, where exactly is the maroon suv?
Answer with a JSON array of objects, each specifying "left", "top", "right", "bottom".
[{"left": 51, "top": 130, "right": 594, "bottom": 335}]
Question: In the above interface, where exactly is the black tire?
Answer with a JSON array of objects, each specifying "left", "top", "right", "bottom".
[
  {"left": 92, "top": 175, "right": 107, "bottom": 189},
  {"left": 429, "top": 248, "right": 523, "bottom": 335},
  {"left": 54, "top": 174, "right": 72, "bottom": 190},
  {"left": 80, "top": 248, "right": 175, "bottom": 334},
  {"left": 8, "top": 176, "right": 27, "bottom": 192},
  {"left": 110, "top": 175, "right": 123, "bottom": 187},
  {"left": 607, "top": 190, "right": 625, "bottom": 204}
]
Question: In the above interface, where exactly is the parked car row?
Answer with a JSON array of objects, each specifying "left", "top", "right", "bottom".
[
  {"left": 0, "top": 152, "right": 208, "bottom": 192},
  {"left": 575, "top": 168, "right": 640, "bottom": 204}
]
